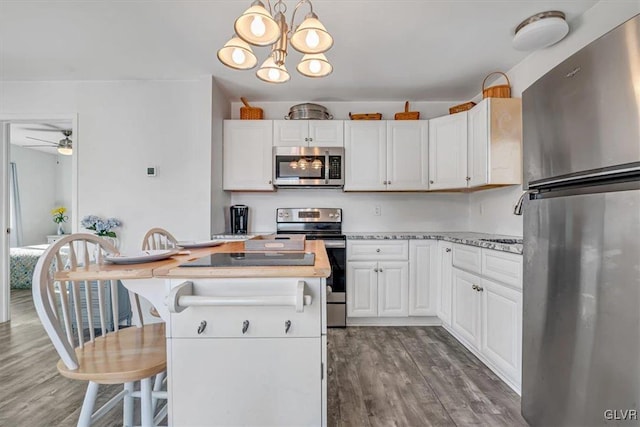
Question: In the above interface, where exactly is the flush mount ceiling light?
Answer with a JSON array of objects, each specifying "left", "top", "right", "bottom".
[
  {"left": 218, "top": 0, "right": 334, "bottom": 83},
  {"left": 513, "top": 11, "right": 569, "bottom": 51}
]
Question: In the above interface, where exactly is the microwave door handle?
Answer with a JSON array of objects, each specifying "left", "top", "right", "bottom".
[{"left": 324, "top": 150, "right": 329, "bottom": 184}]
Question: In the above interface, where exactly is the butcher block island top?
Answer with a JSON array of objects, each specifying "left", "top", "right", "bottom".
[{"left": 54, "top": 239, "right": 331, "bottom": 281}]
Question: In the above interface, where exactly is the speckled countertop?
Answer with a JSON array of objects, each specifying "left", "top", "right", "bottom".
[{"left": 345, "top": 232, "right": 523, "bottom": 255}]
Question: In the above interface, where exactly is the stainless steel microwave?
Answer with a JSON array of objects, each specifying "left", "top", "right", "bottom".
[{"left": 273, "top": 147, "right": 344, "bottom": 188}]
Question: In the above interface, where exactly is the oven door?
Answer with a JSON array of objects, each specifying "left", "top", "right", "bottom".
[{"left": 273, "top": 146, "right": 344, "bottom": 187}]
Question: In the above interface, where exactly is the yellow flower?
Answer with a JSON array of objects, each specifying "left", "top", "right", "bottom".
[{"left": 51, "top": 207, "right": 66, "bottom": 215}]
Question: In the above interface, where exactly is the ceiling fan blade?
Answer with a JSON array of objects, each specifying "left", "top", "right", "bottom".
[
  {"left": 22, "top": 145, "right": 57, "bottom": 148},
  {"left": 25, "top": 136, "right": 56, "bottom": 144},
  {"left": 21, "top": 127, "right": 65, "bottom": 132}
]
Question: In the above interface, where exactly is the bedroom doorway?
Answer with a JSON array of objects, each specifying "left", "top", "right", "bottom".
[{"left": 0, "top": 114, "right": 78, "bottom": 323}]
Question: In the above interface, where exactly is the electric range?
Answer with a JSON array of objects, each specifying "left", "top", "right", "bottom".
[{"left": 276, "top": 208, "right": 346, "bottom": 328}]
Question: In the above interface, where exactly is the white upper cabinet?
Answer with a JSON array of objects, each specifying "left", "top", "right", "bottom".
[
  {"left": 344, "top": 121, "right": 387, "bottom": 191},
  {"left": 428, "top": 112, "right": 468, "bottom": 190},
  {"left": 467, "top": 98, "right": 522, "bottom": 188},
  {"left": 345, "top": 121, "right": 429, "bottom": 191},
  {"left": 386, "top": 121, "right": 430, "bottom": 191},
  {"left": 273, "top": 120, "right": 344, "bottom": 147},
  {"left": 223, "top": 120, "right": 274, "bottom": 191}
]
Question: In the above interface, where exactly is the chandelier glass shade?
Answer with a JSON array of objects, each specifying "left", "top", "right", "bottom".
[{"left": 218, "top": 0, "right": 333, "bottom": 84}]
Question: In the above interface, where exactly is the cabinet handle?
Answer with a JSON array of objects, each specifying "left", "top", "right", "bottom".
[
  {"left": 309, "top": 137, "right": 313, "bottom": 142},
  {"left": 466, "top": 177, "right": 471, "bottom": 181},
  {"left": 242, "top": 320, "right": 250, "bottom": 334},
  {"left": 430, "top": 180, "right": 434, "bottom": 184},
  {"left": 268, "top": 180, "right": 272, "bottom": 184},
  {"left": 379, "top": 268, "right": 383, "bottom": 273},
  {"left": 383, "top": 180, "right": 387, "bottom": 185},
  {"left": 387, "top": 181, "right": 391, "bottom": 185},
  {"left": 445, "top": 248, "right": 451, "bottom": 253},
  {"left": 472, "top": 284, "right": 478, "bottom": 291},
  {"left": 376, "top": 248, "right": 381, "bottom": 253},
  {"left": 476, "top": 286, "right": 484, "bottom": 292},
  {"left": 374, "top": 268, "right": 379, "bottom": 273},
  {"left": 285, "top": 320, "right": 292, "bottom": 334},
  {"left": 304, "top": 137, "right": 309, "bottom": 142},
  {"left": 197, "top": 320, "right": 207, "bottom": 335}
]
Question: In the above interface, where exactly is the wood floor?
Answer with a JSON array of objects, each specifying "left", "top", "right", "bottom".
[{"left": 2, "top": 290, "right": 527, "bottom": 426}]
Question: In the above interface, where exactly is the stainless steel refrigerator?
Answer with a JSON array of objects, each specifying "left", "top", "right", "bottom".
[{"left": 521, "top": 14, "right": 640, "bottom": 426}]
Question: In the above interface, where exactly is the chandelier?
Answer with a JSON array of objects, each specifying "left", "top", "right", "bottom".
[{"left": 217, "top": 0, "right": 334, "bottom": 83}]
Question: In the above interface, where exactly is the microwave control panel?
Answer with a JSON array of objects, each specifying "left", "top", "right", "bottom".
[{"left": 328, "top": 156, "right": 342, "bottom": 179}]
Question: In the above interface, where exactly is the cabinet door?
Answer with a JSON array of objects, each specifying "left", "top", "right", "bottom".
[
  {"left": 169, "top": 337, "right": 321, "bottom": 426},
  {"left": 308, "top": 121, "right": 344, "bottom": 147},
  {"left": 378, "top": 261, "right": 409, "bottom": 317},
  {"left": 409, "top": 240, "right": 437, "bottom": 316},
  {"left": 467, "top": 99, "right": 489, "bottom": 187},
  {"left": 387, "top": 121, "right": 430, "bottom": 190},
  {"left": 223, "top": 120, "right": 274, "bottom": 190},
  {"left": 428, "top": 112, "right": 468, "bottom": 190},
  {"left": 481, "top": 278, "right": 522, "bottom": 386},
  {"left": 273, "top": 120, "right": 307, "bottom": 146},
  {"left": 344, "top": 121, "right": 386, "bottom": 191},
  {"left": 436, "top": 241, "right": 453, "bottom": 326},
  {"left": 451, "top": 268, "right": 481, "bottom": 349},
  {"left": 346, "top": 261, "right": 378, "bottom": 317}
]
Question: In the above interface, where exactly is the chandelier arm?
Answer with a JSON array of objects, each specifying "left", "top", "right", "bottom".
[
  {"left": 265, "top": 0, "right": 272, "bottom": 14},
  {"left": 289, "top": 0, "right": 313, "bottom": 35}
]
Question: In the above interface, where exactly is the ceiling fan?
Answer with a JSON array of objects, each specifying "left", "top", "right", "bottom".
[{"left": 24, "top": 130, "right": 73, "bottom": 156}]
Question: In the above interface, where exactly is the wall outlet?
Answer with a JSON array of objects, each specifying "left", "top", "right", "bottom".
[{"left": 374, "top": 206, "right": 381, "bottom": 216}]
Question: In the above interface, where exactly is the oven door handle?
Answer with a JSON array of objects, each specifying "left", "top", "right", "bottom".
[{"left": 323, "top": 240, "right": 346, "bottom": 249}]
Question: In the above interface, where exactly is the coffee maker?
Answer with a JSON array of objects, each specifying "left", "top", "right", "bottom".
[{"left": 230, "top": 205, "right": 249, "bottom": 234}]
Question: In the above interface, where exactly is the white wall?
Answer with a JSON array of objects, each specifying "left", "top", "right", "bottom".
[
  {"left": 0, "top": 79, "right": 215, "bottom": 252},
  {"left": 211, "top": 78, "right": 231, "bottom": 233},
  {"left": 230, "top": 189, "right": 469, "bottom": 233},
  {"left": 9, "top": 145, "right": 57, "bottom": 245},
  {"left": 467, "top": 0, "right": 640, "bottom": 236}
]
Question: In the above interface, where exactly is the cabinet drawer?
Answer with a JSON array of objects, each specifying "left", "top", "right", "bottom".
[
  {"left": 452, "top": 244, "right": 481, "bottom": 273},
  {"left": 168, "top": 278, "right": 322, "bottom": 338},
  {"left": 481, "top": 249, "right": 522, "bottom": 289},
  {"left": 347, "top": 240, "right": 409, "bottom": 261}
]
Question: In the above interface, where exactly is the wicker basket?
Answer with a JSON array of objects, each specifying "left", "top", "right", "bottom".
[
  {"left": 240, "top": 97, "right": 264, "bottom": 120},
  {"left": 482, "top": 72, "right": 511, "bottom": 99},
  {"left": 394, "top": 101, "right": 420, "bottom": 120},
  {"left": 349, "top": 112, "right": 382, "bottom": 120},
  {"left": 449, "top": 101, "right": 476, "bottom": 114}
]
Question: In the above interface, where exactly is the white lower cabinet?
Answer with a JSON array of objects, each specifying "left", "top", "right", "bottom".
[
  {"left": 481, "top": 278, "right": 522, "bottom": 385},
  {"left": 451, "top": 268, "right": 482, "bottom": 349},
  {"left": 346, "top": 260, "right": 408, "bottom": 317},
  {"left": 409, "top": 240, "right": 438, "bottom": 316},
  {"left": 378, "top": 261, "right": 409, "bottom": 317},
  {"left": 170, "top": 338, "right": 321, "bottom": 426},
  {"left": 436, "top": 241, "right": 453, "bottom": 326},
  {"left": 346, "top": 261, "right": 378, "bottom": 317},
  {"left": 447, "top": 249, "right": 523, "bottom": 393}
]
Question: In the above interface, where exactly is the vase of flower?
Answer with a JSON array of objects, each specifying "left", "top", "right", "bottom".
[
  {"left": 81, "top": 215, "right": 121, "bottom": 250},
  {"left": 51, "top": 206, "right": 68, "bottom": 235}
]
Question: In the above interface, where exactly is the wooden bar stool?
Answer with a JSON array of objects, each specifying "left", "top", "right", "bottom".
[{"left": 32, "top": 233, "right": 167, "bottom": 427}]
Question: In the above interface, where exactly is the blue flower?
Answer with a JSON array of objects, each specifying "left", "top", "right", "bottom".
[{"left": 81, "top": 215, "right": 121, "bottom": 237}]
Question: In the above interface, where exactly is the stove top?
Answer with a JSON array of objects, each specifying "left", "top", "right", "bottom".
[
  {"left": 180, "top": 252, "right": 316, "bottom": 268},
  {"left": 276, "top": 208, "right": 343, "bottom": 237}
]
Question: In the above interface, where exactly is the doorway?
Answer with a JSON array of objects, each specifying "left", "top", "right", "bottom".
[{"left": 0, "top": 114, "right": 78, "bottom": 323}]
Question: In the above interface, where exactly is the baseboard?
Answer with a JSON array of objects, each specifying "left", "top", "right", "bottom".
[
  {"left": 346, "top": 316, "right": 441, "bottom": 327},
  {"left": 442, "top": 324, "right": 521, "bottom": 395}
]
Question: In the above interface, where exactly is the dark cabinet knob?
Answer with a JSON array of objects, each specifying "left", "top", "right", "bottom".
[
  {"left": 197, "top": 320, "right": 207, "bottom": 334},
  {"left": 242, "top": 320, "right": 250, "bottom": 334}
]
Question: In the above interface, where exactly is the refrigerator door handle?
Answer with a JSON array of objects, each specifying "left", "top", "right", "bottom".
[
  {"left": 514, "top": 190, "right": 539, "bottom": 215},
  {"left": 528, "top": 163, "right": 640, "bottom": 190}
]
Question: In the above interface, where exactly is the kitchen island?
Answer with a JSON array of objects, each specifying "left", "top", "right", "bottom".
[{"left": 56, "top": 240, "right": 331, "bottom": 427}]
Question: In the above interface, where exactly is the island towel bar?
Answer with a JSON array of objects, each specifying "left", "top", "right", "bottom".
[{"left": 167, "top": 281, "right": 312, "bottom": 313}]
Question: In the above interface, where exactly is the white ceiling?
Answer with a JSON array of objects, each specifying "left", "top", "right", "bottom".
[
  {"left": 0, "top": 0, "right": 598, "bottom": 102},
  {"left": 10, "top": 122, "right": 73, "bottom": 155}
]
